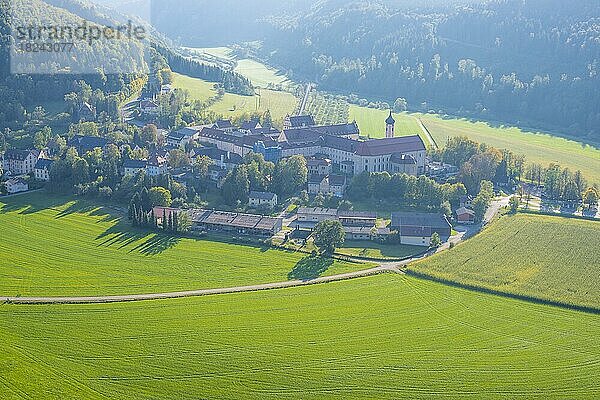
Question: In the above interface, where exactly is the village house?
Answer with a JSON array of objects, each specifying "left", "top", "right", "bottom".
[
  {"left": 307, "top": 158, "right": 332, "bottom": 176},
  {"left": 191, "top": 146, "right": 243, "bottom": 170},
  {"left": 68, "top": 135, "right": 109, "bottom": 155},
  {"left": 140, "top": 99, "right": 160, "bottom": 115},
  {"left": 2, "top": 149, "right": 39, "bottom": 175},
  {"left": 34, "top": 158, "right": 54, "bottom": 181},
  {"left": 77, "top": 102, "right": 97, "bottom": 122},
  {"left": 308, "top": 174, "right": 347, "bottom": 197},
  {"left": 146, "top": 154, "right": 168, "bottom": 176},
  {"left": 186, "top": 209, "right": 283, "bottom": 236},
  {"left": 123, "top": 159, "right": 148, "bottom": 176},
  {"left": 166, "top": 126, "right": 204, "bottom": 149},
  {"left": 390, "top": 212, "right": 452, "bottom": 247},
  {"left": 248, "top": 191, "right": 278, "bottom": 208},
  {"left": 456, "top": 207, "right": 476, "bottom": 224},
  {"left": 4, "top": 177, "right": 29, "bottom": 194}
]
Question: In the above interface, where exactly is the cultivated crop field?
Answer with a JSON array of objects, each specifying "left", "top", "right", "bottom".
[
  {"left": 419, "top": 115, "right": 600, "bottom": 184},
  {"left": 409, "top": 213, "right": 600, "bottom": 309},
  {"left": 0, "top": 193, "right": 363, "bottom": 297},
  {"left": 1, "top": 274, "right": 599, "bottom": 399}
]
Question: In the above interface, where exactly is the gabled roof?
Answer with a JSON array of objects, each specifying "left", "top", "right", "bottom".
[
  {"left": 312, "top": 122, "right": 359, "bottom": 137},
  {"left": 390, "top": 153, "right": 416, "bottom": 165},
  {"left": 68, "top": 135, "right": 108, "bottom": 151},
  {"left": 123, "top": 159, "right": 147, "bottom": 169},
  {"left": 214, "top": 119, "right": 234, "bottom": 129},
  {"left": 390, "top": 212, "right": 451, "bottom": 230},
  {"left": 287, "top": 115, "right": 315, "bottom": 128},
  {"left": 308, "top": 174, "right": 326, "bottom": 184},
  {"left": 328, "top": 174, "right": 347, "bottom": 186},
  {"left": 140, "top": 99, "right": 159, "bottom": 108},
  {"left": 297, "top": 207, "right": 337, "bottom": 216},
  {"left": 456, "top": 207, "right": 475, "bottom": 216},
  {"left": 3, "top": 149, "right": 37, "bottom": 161},
  {"left": 240, "top": 119, "right": 261, "bottom": 131},
  {"left": 355, "top": 135, "right": 425, "bottom": 157},
  {"left": 280, "top": 128, "right": 322, "bottom": 145},
  {"left": 323, "top": 135, "right": 359, "bottom": 153},
  {"left": 147, "top": 154, "right": 167, "bottom": 167},
  {"left": 6, "top": 177, "right": 28, "bottom": 185},
  {"left": 34, "top": 158, "right": 54, "bottom": 170},
  {"left": 249, "top": 191, "right": 277, "bottom": 201}
]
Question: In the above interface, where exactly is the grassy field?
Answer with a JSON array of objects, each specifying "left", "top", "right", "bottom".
[
  {"left": 171, "top": 72, "right": 218, "bottom": 102},
  {"left": 0, "top": 193, "right": 365, "bottom": 297},
  {"left": 234, "top": 58, "right": 290, "bottom": 88},
  {"left": 409, "top": 213, "right": 600, "bottom": 309},
  {"left": 336, "top": 241, "right": 424, "bottom": 260},
  {"left": 419, "top": 115, "right": 600, "bottom": 184},
  {"left": 1, "top": 274, "right": 599, "bottom": 398},
  {"left": 348, "top": 106, "right": 424, "bottom": 140},
  {"left": 209, "top": 88, "right": 297, "bottom": 125}
]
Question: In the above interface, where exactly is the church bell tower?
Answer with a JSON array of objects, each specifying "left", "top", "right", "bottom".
[{"left": 385, "top": 110, "right": 395, "bottom": 138}]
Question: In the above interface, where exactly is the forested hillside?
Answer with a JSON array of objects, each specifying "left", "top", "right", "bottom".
[
  {"left": 0, "top": 0, "right": 253, "bottom": 134},
  {"left": 258, "top": 0, "right": 600, "bottom": 140},
  {"left": 146, "top": 0, "right": 600, "bottom": 141}
]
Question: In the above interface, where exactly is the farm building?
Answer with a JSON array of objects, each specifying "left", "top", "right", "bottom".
[
  {"left": 456, "top": 207, "right": 476, "bottom": 224},
  {"left": 187, "top": 209, "right": 283, "bottom": 236},
  {"left": 248, "top": 191, "right": 278, "bottom": 208},
  {"left": 4, "top": 177, "right": 29, "bottom": 194},
  {"left": 344, "top": 226, "right": 391, "bottom": 241},
  {"left": 296, "top": 208, "right": 377, "bottom": 229},
  {"left": 390, "top": 212, "right": 452, "bottom": 246}
]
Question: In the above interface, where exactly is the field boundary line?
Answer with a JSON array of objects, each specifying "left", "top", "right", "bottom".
[
  {"left": 3, "top": 266, "right": 400, "bottom": 305},
  {"left": 405, "top": 270, "right": 600, "bottom": 315}
]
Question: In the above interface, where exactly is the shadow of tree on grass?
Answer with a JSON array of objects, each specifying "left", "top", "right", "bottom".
[{"left": 288, "top": 256, "right": 334, "bottom": 281}]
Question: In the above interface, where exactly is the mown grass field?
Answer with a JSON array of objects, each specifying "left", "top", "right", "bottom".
[
  {"left": 336, "top": 241, "right": 424, "bottom": 260},
  {"left": 409, "top": 213, "right": 600, "bottom": 309},
  {"left": 209, "top": 89, "right": 297, "bottom": 125},
  {"left": 171, "top": 72, "right": 218, "bottom": 102},
  {"left": 234, "top": 58, "right": 290, "bottom": 88},
  {"left": 1, "top": 274, "right": 599, "bottom": 399},
  {"left": 0, "top": 193, "right": 364, "bottom": 297},
  {"left": 348, "top": 106, "right": 424, "bottom": 140},
  {"left": 171, "top": 72, "right": 297, "bottom": 126},
  {"left": 419, "top": 115, "right": 600, "bottom": 184}
]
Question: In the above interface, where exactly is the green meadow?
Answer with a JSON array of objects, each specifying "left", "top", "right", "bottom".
[
  {"left": 234, "top": 58, "right": 291, "bottom": 88},
  {"left": 409, "top": 213, "right": 600, "bottom": 309},
  {"left": 1, "top": 274, "right": 599, "bottom": 399},
  {"left": 419, "top": 114, "right": 600, "bottom": 184},
  {"left": 0, "top": 193, "right": 364, "bottom": 297},
  {"left": 348, "top": 105, "right": 424, "bottom": 140}
]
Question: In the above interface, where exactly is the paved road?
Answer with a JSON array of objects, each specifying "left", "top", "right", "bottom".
[
  {"left": 4, "top": 265, "right": 401, "bottom": 305},
  {"left": 415, "top": 118, "right": 438, "bottom": 149},
  {"left": 297, "top": 83, "right": 313, "bottom": 116}
]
